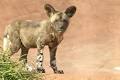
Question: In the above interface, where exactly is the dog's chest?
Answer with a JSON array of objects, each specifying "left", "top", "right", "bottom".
[{"left": 49, "top": 32, "right": 63, "bottom": 44}]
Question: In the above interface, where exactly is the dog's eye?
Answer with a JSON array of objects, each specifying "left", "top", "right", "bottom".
[
  {"left": 54, "top": 19, "right": 59, "bottom": 22},
  {"left": 63, "top": 19, "right": 66, "bottom": 22},
  {"left": 63, "top": 19, "right": 67, "bottom": 22}
]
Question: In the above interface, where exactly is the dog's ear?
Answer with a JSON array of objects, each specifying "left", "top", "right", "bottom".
[
  {"left": 44, "top": 4, "right": 56, "bottom": 17},
  {"left": 65, "top": 6, "right": 76, "bottom": 18}
]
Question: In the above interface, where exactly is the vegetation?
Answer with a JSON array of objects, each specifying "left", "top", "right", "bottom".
[{"left": 0, "top": 49, "right": 43, "bottom": 80}]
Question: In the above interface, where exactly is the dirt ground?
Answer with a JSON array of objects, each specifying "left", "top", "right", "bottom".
[{"left": 1, "top": 0, "right": 120, "bottom": 80}]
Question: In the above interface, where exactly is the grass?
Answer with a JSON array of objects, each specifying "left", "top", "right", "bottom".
[{"left": 0, "top": 49, "right": 44, "bottom": 80}]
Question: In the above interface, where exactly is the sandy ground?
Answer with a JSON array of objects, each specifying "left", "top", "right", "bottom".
[{"left": 1, "top": 0, "right": 120, "bottom": 80}]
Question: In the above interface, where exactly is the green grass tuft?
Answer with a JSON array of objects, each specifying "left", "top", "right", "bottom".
[{"left": 0, "top": 49, "right": 43, "bottom": 80}]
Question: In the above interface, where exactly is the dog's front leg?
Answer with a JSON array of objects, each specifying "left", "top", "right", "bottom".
[
  {"left": 36, "top": 39, "right": 46, "bottom": 73},
  {"left": 49, "top": 46, "right": 64, "bottom": 74}
]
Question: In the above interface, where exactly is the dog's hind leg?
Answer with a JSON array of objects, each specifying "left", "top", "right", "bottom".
[{"left": 19, "top": 44, "right": 29, "bottom": 64}]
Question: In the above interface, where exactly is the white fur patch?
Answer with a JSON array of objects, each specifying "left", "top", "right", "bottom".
[
  {"left": 37, "top": 55, "right": 43, "bottom": 61},
  {"left": 36, "top": 51, "right": 44, "bottom": 68},
  {"left": 26, "top": 64, "right": 35, "bottom": 72},
  {"left": 3, "top": 35, "right": 11, "bottom": 51},
  {"left": 50, "top": 13, "right": 60, "bottom": 22},
  {"left": 40, "top": 50, "right": 43, "bottom": 53},
  {"left": 36, "top": 62, "right": 42, "bottom": 68}
]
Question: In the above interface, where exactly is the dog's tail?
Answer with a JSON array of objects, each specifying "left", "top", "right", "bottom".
[{"left": 3, "top": 25, "right": 11, "bottom": 51}]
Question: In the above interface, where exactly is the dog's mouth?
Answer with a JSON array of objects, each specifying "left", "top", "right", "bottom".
[
  {"left": 55, "top": 29, "right": 62, "bottom": 33},
  {"left": 57, "top": 28, "right": 64, "bottom": 32},
  {"left": 58, "top": 30, "right": 63, "bottom": 32}
]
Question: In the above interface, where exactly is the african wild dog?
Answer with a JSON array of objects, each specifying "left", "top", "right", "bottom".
[{"left": 3, "top": 4, "right": 76, "bottom": 74}]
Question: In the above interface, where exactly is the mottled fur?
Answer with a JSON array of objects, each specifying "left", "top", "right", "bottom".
[{"left": 3, "top": 4, "right": 76, "bottom": 74}]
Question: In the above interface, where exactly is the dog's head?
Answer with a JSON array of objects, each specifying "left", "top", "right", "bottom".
[{"left": 44, "top": 4, "right": 76, "bottom": 33}]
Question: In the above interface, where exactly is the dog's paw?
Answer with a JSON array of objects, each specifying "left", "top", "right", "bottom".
[
  {"left": 54, "top": 70, "right": 64, "bottom": 74},
  {"left": 37, "top": 67, "right": 45, "bottom": 73}
]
